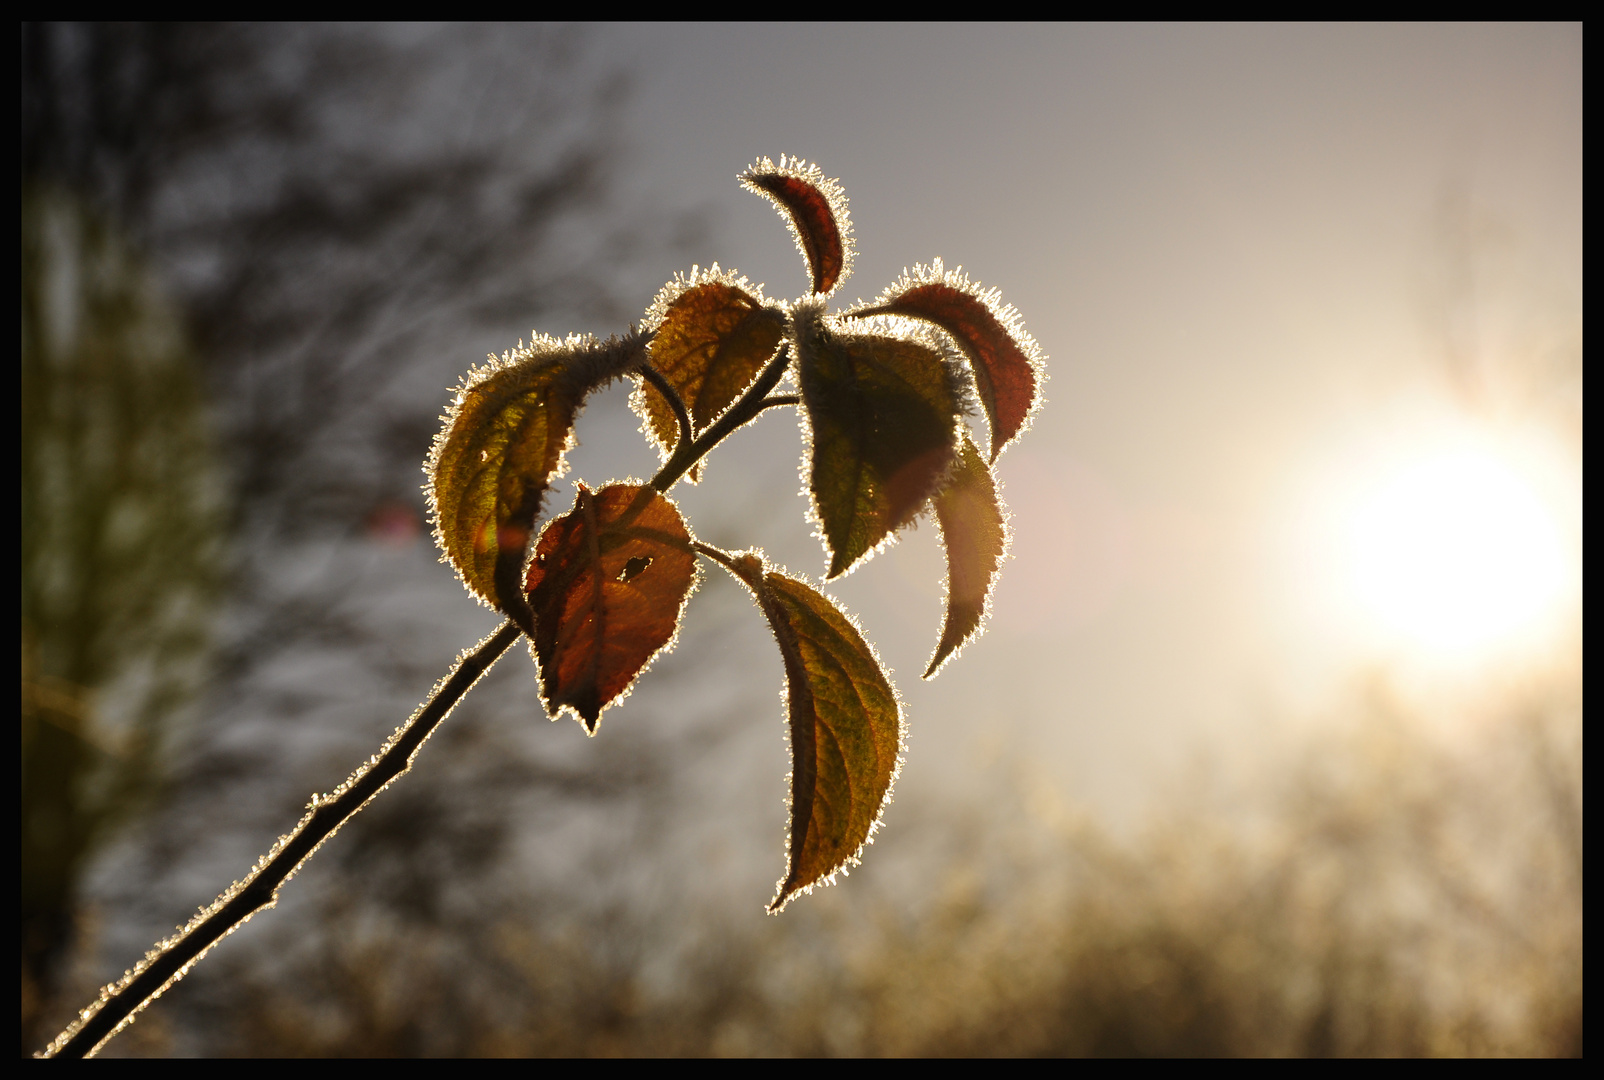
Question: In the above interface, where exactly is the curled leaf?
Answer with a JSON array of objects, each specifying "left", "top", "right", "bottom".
[
  {"left": 722, "top": 552, "right": 903, "bottom": 912},
  {"left": 524, "top": 483, "right": 698, "bottom": 733},
  {"left": 426, "top": 333, "right": 647, "bottom": 631},
  {"left": 740, "top": 155, "right": 854, "bottom": 296},
  {"left": 793, "top": 304, "right": 964, "bottom": 579},
  {"left": 925, "top": 429, "right": 1009, "bottom": 678},
  {"left": 633, "top": 266, "right": 787, "bottom": 479},
  {"left": 851, "top": 258, "right": 1044, "bottom": 462}
]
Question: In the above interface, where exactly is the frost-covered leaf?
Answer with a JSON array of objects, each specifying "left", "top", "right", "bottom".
[
  {"left": 925, "top": 429, "right": 1008, "bottom": 678},
  {"left": 724, "top": 553, "right": 903, "bottom": 912},
  {"left": 427, "top": 333, "right": 646, "bottom": 630},
  {"left": 740, "top": 155, "right": 853, "bottom": 296},
  {"left": 852, "top": 259, "right": 1044, "bottom": 462},
  {"left": 633, "top": 267, "right": 786, "bottom": 479},
  {"left": 794, "top": 306, "right": 963, "bottom": 579},
  {"left": 524, "top": 483, "right": 697, "bottom": 733}
]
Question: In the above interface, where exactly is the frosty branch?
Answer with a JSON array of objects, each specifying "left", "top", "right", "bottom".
[{"left": 44, "top": 156, "right": 1045, "bottom": 1058}]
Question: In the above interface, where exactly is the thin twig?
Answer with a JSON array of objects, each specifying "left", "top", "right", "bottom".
[
  {"left": 46, "top": 344, "right": 799, "bottom": 1058},
  {"left": 653, "top": 345, "right": 794, "bottom": 493},
  {"left": 690, "top": 539, "right": 744, "bottom": 573},
  {"left": 42, "top": 619, "right": 522, "bottom": 1058}
]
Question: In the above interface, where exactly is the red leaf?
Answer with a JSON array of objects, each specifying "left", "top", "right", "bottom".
[
  {"left": 740, "top": 156, "right": 854, "bottom": 296},
  {"left": 524, "top": 484, "right": 698, "bottom": 733}
]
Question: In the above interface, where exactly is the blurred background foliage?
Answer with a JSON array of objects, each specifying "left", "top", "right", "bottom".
[
  {"left": 22, "top": 24, "right": 1580, "bottom": 1057},
  {"left": 20, "top": 22, "right": 700, "bottom": 1054},
  {"left": 95, "top": 680, "right": 1585, "bottom": 1057},
  {"left": 21, "top": 185, "right": 224, "bottom": 1041}
]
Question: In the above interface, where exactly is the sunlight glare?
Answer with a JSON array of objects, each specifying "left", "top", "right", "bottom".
[{"left": 1342, "top": 442, "right": 1569, "bottom": 662}]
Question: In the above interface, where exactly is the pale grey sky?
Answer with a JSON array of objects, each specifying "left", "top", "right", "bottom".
[{"left": 541, "top": 24, "right": 1582, "bottom": 822}]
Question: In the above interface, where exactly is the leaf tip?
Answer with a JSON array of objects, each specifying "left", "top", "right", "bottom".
[{"left": 922, "top": 430, "right": 1010, "bottom": 678}]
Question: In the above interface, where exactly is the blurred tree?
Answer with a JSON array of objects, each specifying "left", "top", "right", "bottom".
[
  {"left": 23, "top": 21, "right": 680, "bottom": 557},
  {"left": 159, "top": 683, "right": 1581, "bottom": 1057},
  {"left": 22, "top": 22, "right": 701, "bottom": 1053},
  {"left": 21, "top": 187, "right": 224, "bottom": 1049}
]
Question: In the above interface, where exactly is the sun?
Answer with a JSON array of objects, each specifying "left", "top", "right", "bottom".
[{"left": 1338, "top": 436, "right": 1572, "bottom": 665}]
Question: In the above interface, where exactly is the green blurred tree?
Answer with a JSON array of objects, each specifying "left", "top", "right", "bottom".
[{"left": 21, "top": 187, "right": 225, "bottom": 1047}]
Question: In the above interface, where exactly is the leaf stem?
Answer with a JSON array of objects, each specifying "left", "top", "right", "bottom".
[
  {"left": 690, "top": 539, "right": 741, "bottom": 573},
  {"left": 652, "top": 345, "right": 794, "bottom": 493},
  {"left": 41, "top": 619, "right": 523, "bottom": 1059},
  {"left": 636, "top": 361, "right": 695, "bottom": 454}
]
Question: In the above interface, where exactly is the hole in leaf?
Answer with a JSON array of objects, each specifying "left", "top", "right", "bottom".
[{"left": 618, "top": 555, "right": 652, "bottom": 582}]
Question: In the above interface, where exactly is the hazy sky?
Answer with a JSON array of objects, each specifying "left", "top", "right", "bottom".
[{"left": 536, "top": 24, "right": 1581, "bottom": 822}]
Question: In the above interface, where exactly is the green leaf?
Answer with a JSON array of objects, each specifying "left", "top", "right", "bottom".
[
  {"left": 426, "top": 333, "right": 646, "bottom": 630},
  {"left": 851, "top": 259, "right": 1044, "bottom": 462},
  {"left": 794, "top": 307, "right": 963, "bottom": 579},
  {"left": 925, "top": 429, "right": 1009, "bottom": 678},
  {"left": 632, "top": 267, "right": 786, "bottom": 480},
  {"left": 524, "top": 484, "right": 698, "bottom": 734},
  {"left": 723, "top": 552, "right": 903, "bottom": 912},
  {"left": 740, "top": 155, "right": 854, "bottom": 296}
]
